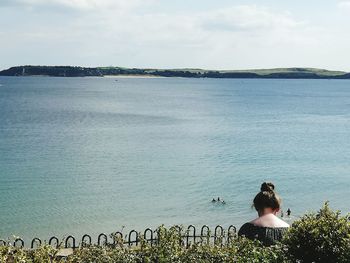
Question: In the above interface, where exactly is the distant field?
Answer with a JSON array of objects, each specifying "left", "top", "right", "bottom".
[{"left": 220, "top": 68, "right": 347, "bottom": 76}]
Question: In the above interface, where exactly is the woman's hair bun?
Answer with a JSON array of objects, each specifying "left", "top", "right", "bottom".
[
  {"left": 254, "top": 182, "right": 281, "bottom": 212},
  {"left": 260, "top": 182, "right": 275, "bottom": 192}
]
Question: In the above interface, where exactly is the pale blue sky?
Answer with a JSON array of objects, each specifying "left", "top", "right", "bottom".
[{"left": 1, "top": 0, "right": 350, "bottom": 71}]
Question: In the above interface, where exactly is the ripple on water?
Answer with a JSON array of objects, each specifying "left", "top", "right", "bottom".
[{"left": 1, "top": 77, "right": 350, "bottom": 240}]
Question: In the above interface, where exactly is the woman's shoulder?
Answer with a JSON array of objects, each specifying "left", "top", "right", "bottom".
[
  {"left": 238, "top": 218, "right": 289, "bottom": 237},
  {"left": 239, "top": 221, "right": 287, "bottom": 233},
  {"left": 238, "top": 222, "right": 255, "bottom": 231},
  {"left": 238, "top": 221, "right": 289, "bottom": 246},
  {"left": 238, "top": 222, "right": 258, "bottom": 237},
  {"left": 274, "top": 217, "right": 290, "bottom": 228},
  {"left": 250, "top": 214, "right": 290, "bottom": 228}
]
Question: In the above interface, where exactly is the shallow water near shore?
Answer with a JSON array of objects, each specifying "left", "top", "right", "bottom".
[{"left": 1, "top": 76, "right": 350, "bottom": 241}]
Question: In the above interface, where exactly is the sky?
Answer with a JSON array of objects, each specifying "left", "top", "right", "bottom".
[{"left": 0, "top": 0, "right": 350, "bottom": 71}]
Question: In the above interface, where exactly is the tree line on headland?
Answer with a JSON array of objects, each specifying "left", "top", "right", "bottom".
[{"left": 1, "top": 65, "right": 350, "bottom": 79}]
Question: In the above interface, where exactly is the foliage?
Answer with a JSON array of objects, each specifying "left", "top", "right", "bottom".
[
  {"left": 0, "top": 227, "right": 287, "bottom": 263},
  {"left": 0, "top": 244, "right": 57, "bottom": 263},
  {"left": 178, "top": 238, "right": 288, "bottom": 263},
  {"left": 283, "top": 202, "right": 350, "bottom": 263},
  {"left": 2, "top": 203, "right": 350, "bottom": 262}
]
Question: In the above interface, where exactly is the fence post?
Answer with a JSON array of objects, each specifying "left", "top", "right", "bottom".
[
  {"left": 13, "top": 238, "right": 24, "bottom": 248},
  {"left": 144, "top": 228, "right": 154, "bottom": 246},
  {"left": 31, "top": 238, "right": 42, "bottom": 249},
  {"left": 186, "top": 225, "right": 196, "bottom": 248},
  {"left": 200, "top": 225, "right": 210, "bottom": 245},
  {"left": 81, "top": 234, "right": 92, "bottom": 247},
  {"left": 112, "top": 232, "right": 123, "bottom": 247},
  {"left": 97, "top": 233, "right": 108, "bottom": 247},
  {"left": 128, "top": 230, "right": 138, "bottom": 246},
  {"left": 65, "top": 236, "right": 76, "bottom": 249},
  {"left": 214, "top": 225, "right": 224, "bottom": 246},
  {"left": 49, "top": 237, "right": 59, "bottom": 248},
  {"left": 227, "top": 225, "right": 237, "bottom": 245}
]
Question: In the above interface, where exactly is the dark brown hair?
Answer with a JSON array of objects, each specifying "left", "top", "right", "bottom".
[{"left": 253, "top": 182, "right": 281, "bottom": 212}]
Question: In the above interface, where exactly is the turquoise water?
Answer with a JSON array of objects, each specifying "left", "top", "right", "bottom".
[{"left": 1, "top": 76, "right": 350, "bottom": 241}]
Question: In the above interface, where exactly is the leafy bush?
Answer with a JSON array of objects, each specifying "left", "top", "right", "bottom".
[
  {"left": 283, "top": 202, "right": 350, "bottom": 263},
  {"left": 0, "top": 227, "right": 286, "bottom": 262},
  {"left": 0, "top": 244, "right": 57, "bottom": 263},
  {"left": 64, "top": 236, "right": 287, "bottom": 263},
  {"left": 2, "top": 203, "right": 350, "bottom": 262}
]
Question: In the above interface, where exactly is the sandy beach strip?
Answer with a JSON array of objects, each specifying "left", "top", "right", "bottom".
[{"left": 103, "top": 75, "right": 165, "bottom": 78}]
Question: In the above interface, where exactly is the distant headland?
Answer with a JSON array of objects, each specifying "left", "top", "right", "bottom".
[{"left": 1, "top": 65, "right": 350, "bottom": 79}]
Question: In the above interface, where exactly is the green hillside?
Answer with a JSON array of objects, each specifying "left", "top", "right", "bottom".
[{"left": 0, "top": 65, "right": 349, "bottom": 79}]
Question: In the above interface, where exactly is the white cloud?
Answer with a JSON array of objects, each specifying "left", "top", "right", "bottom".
[
  {"left": 199, "top": 5, "right": 300, "bottom": 32},
  {"left": 0, "top": 0, "right": 149, "bottom": 11},
  {"left": 338, "top": 0, "right": 350, "bottom": 9},
  {"left": 1, "top": 2, "right": 349, "bottom": 70},
  {"left": 81, "top": 5, "right": 303, "bottom": 43},
  {"left": 55, "top": 4, "right": 317, "bottom": 69}
]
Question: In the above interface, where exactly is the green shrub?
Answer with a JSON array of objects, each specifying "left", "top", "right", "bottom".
[
  {"left": 0, "top": 244, "right": 58, "bottom": 263},
  {"left": 3, "top": 203, "right": 350, "bottom": 262},
  {"left": 227, "top": 238, "right": 289, "bottom": 263},
  {"left": 0, "top": 227, "right": 287, "bottom": 262},
  {"left": 283, "top": 202, "right": 350, "bottom": 263},
  {"left": 178, "top": 238, "right": 288, "bottom": 263},
  {"left": 65, "top": 236, "right": 287, "bottom": 263}
]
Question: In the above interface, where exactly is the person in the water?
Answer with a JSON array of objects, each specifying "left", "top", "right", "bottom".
[
  {"left": 287, "top": 208, "right": 291, "bottom": 216},
  {"left": 211, "top": 197, "right": 226, "bottom": 204}
]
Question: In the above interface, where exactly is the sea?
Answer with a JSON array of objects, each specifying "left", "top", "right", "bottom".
[{"left": 1, "top": 76, "right": 350, "bottom": 242}]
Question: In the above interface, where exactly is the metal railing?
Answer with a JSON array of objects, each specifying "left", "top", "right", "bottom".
[{"left": 0, "top": 225, "right": 237, "bottom": 249}]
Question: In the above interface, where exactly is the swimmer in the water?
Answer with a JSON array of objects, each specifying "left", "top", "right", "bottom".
[
  {"left": 287, "top": 208, "right": 291, "bottom": 217},
  {"left": 217, "top": 197, "right": 220, "bottom": 201},
  {"left": 212, "top": 198, "right": 216, "bottom": 202}
]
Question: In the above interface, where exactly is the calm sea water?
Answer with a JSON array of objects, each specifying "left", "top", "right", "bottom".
[{"left": 1, "top": 76, "right": 350, "bottom": 241}]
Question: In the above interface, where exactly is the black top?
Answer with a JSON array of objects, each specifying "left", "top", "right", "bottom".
[{"left": 238, "top": 223, "right": 288, "bottom": 246}]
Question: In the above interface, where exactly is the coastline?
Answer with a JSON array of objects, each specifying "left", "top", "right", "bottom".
[
  {"left": 1, "top": 66, "right": 350, "bottom": 79},
  {"left": 103, "top": 75, "right": 166, "bottom": 78}
]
